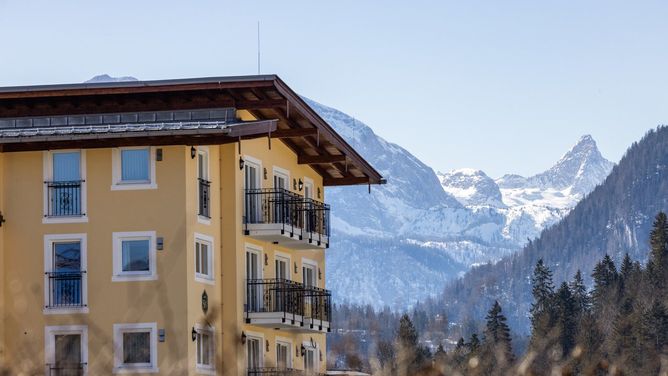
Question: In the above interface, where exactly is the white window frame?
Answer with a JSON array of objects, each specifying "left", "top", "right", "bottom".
[
  {"left": 195, "top": 323, "right": 215, "bottom": 374},
  {"left": 197, "top": 146, "right": 211, "bottom": 225},
  {"left": 45, "top": 325, "right": 88, "bottom": 375},
  {"left": 113, "top": 322, "right": 158, "bottom": 374},
  {"left": 111, "top": 147, "right": 157, "bottom": 190},
  {"left": 275, "top": 336, "right": 293, "bottom": 369},
  {"left": 302, "top": 340, "right": 320, "bottom": 373},
  {"left": 112, "top": 231, "right": 157, "bottom": 282},
  {"left": 43, "top": 150, "right": 88, "bottom": 224},
  {"left": 245, "top": 331, "right": 264, "bottom": 369},
  {"left": 44, "top": 233, "right": 88, "bottom": 315},
  {"left": 303, "top": 177, "right": 314, "bottom": 199},
  {"left": 274, "top": 251, "right": 291, "bottom": 281},
  {"left": 243, "top": 155, "right": 262, "bottom": 190},
  {"left": 272, "top": 166, "right": 291, "bottom": 190},
  {"left": 194, "top": 233, "right": 214, "bottom": 285}
]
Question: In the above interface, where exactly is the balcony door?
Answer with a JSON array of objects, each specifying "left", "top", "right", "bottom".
[
  {"left": 275, "top": 256, "right": 289, "bottom": 280},
  {"left": 276, "top": 341, "right": 291, "bottom": 369},
  {"left": 303, "top": 262, "right": 317, "bottom": 317},
  {"left": 50, "top": 151, "right": 82, "bottom": 217},
  {"left": 273, "top": 169, "right": 290, "bottom": 225},
  {"left": 244, "top": 161, "right": 261, "bottom": 223},
  {"left": 245, "top": 248, "right": 262, "bottom": 312},
  {"left": 246, "top": 336, "right": 262, "bottom": 370},
  {"left": 197, "top": 149, "right": 210, "bottom": 218},
  {"left": 303, "top": 179, "right": 314, "bottom": 232},
  {"left": 46, "top": 325, "right": 87, "bottom": 376},
  {"left": 304, "top": 346, "right": 317, "bottom": 374},
  {"left": 51, "top": 241, "right": 82, "bottom": 307}
]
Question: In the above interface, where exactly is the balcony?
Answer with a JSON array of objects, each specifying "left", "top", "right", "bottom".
[
  {"left": 45, "top": 271, "right": 86, "bottom": 309},
  {"left": 198, "top": 178, "right": 211, "bottom": 218},
  {"left": 247, "top": 368, "right": 305, "bottom": 376},
  {"left": 245, "top": 279, "right": 331, "bottom": 333},
  {"left": 46, "top": 363, "right": 85, "bottom": 376},
  {"left": 45, "top": 180, "right": 84, "bottom": 217},
  {"left": 243, "top": 189, "right": 330, "bottom": 249}
]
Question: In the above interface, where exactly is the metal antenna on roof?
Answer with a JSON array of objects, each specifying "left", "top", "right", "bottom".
[{"left": 257, "top": 21, "right": 261, "bottom": 75}]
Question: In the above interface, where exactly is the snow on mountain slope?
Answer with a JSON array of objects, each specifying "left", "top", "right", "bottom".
[{"left": 312, "top": 100, "right": 613, "bottom": 309}]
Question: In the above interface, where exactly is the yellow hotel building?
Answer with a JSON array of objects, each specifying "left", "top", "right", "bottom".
[{"left": 0, "top": 76, "right": 383, "bottom": 375}]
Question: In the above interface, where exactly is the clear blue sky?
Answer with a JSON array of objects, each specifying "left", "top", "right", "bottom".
[{"left": 1, "top": 0, "right": 666, "bottom": 177}]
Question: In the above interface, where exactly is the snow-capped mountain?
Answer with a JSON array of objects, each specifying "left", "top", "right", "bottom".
[
  {"left": 84, "top": 74, "right": 138, "bottom": 83},
  {"left": 307, "top": 98, "right": 614, "bottom": 309}
]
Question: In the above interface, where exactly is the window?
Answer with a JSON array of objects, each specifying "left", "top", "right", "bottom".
[
  {"left": 44, "top": 234, "right": 88, "bottom": 314},
  {"left": 276, "top": 340, "right": 292, "bottom": 369},
  {"left": 45, "top": 325, "right": 88, "bottom": 375},
  {"left": 195, "top": 234, "right": 214, "bottom": 283},
  {"left": 43, "top": 150, "right": 87, "bottom": 222},
  {"left": 197, "top": 147, "right": 211, "bottom": 220},
  {"left": 303, "top": 345, "right": 317, "bottom": 374},
  {"left": 112, "top": 232, "right": 157, "bottom": 282},
  {"left": 246, "top": 335, "right": 263, "bottom": 370},
  {"left": 112, "top": 147, "right": 156, "bottom": 190},
  {"left": 195, "top": 325, "right": 215, "bottom": 373},
  {"left": 275, "top": 254, "right": 289, "bottom": 280},
  {"left": 113, "top": 323, "right": 158, "bottom": 373}
]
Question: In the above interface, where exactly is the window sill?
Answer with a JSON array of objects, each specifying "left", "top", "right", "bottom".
[
  {"left": 195, "top": 275, "right": 215, "bottom": 285},
  {"left": 113, "top": 366, "right": 158, "bottom": 374},
  {"left": 43, "top": 215, "right": 88, "bottom": 224},
  {"left": 195, "top": 365, "right": 216, "bottom": 375},
  {"left": 111, "top": 183, "right": 157, "bottom": 191},
  {"left": 197, "top": 215, "right": 211, "bottom": 225},
  {"left": 43, "top": 307, "right": 89, "bottom": 315},
  {"left": 112, "top": 274, "right": 158, "bottom": 282}
]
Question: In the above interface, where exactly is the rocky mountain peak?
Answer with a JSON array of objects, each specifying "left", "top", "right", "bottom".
[{"left": 438, "top": 169, "right": 505, "bottom": 208}]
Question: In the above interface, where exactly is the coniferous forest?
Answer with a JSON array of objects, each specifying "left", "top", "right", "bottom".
[{"left": 329, "top": 212, "right": 668, "bottom": 374}]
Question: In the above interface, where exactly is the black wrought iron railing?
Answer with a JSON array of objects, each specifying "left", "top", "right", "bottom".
[
  {"left": 247, "top": 367, "right": 305, "bottom": 376},
  {"left": 46, "top": 363, "right": 85, "bottom": 376},
  {"left": 304, "top": 286, "right": 332, "bottom": 327},
  {"left": 244, "top": 189, "right": 304, "bottom": 234},
  {"left": 45, "top": 271, "right": 85, "bottom": 308},
  {"left": 198, "top": 178, "right": 211, "bottom": 218},
  {"left": 304, "top": 198, "right": 330, "bottom": 245},
  {"left": 246, "top": 279, "right": 305, "bottom": 321},
  {"left": 45, "top": 180, "right": 84, "bottom": 217}
]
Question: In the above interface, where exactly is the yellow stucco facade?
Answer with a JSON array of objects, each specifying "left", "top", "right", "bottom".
[{"left": 0, "top": 110, "right": 329, "bottom": 375}]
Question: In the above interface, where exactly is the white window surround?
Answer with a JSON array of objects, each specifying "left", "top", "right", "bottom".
[
  {"left": 195, "top": 323, "right": 215, "bottom": 374},
  {"left": 111, "top": 147, "right": 157, "bottom": 190},
  {"left": 273, "top": 166, "right": 291, "bottom": 187},
  {"left": 197, "top": 146, "right": 211, "bottom": 225},
  {"left": 43, "top": 233, "right": 88, "bottom": 315},
  {"left": 112, "top": 231, "right": 158, "bottom": 282},
  {"left": 113, "top": 322, "right": 158, "bottom": 374},
  {"left": 274, "top": 251, "right": 291, "bottom": 280},
  {"left": 45, "top": 325, "right": 88, "bottom": 374},
  {"left": 245, "top": 243, "right": 264, "bottom": 278},
  {"left": 194, "top": 233, "right": 215, "bottom": 285},
  {"left": 275, "top": 336, "right": 293, "bottom": 368},
  {"left": 302, "top": 340, "right": 320, "bottom": 372},
  {"left": 42, "top": 150, "right": 88, "bottom": 224},
  {"left": 242, "top": 154, "right": 262, "bottom": 187}
]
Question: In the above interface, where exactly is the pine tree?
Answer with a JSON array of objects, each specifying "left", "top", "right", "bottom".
[
  {"left": 482, "top": 301, "right": 514, "bottom": 364},
  {"left": 555, "top": 282, "right": 577, "bottom": 357},
  {"left": 647, "top": 212, "right": 668, "bottom": 293},
  {"left": 468, "top": 333, "right": 480, "bottom": 353},
  {"left": 395, "top": 314, "right": 426, "bottom": 373},
  {"left": 591, "top": 254, "right": 618, "bottom": 313},
  {"left": 569, "top": 269, "right": 591, "bottom": 316},
  {"left": 530, "top": 259, "right": 556, "bottom": 344},
  {"left": 640, "top": 300, "right": 668, "bottom": 352}
]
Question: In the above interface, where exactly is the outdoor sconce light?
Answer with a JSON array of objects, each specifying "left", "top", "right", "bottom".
[
  {"left": 190, "top": 146, "right": 197, "bottom": 159},
  {"left": 264, "top": 254, "right": 268, "bottom": 266},
  {"left": 294, "top": 262, "right": 298, "bottom": 274},
  {"left": 263, "top": 168, "right": 268, "bottom": 180},
  {"left": 317, "top": 187, "right": 321, "bottom": 199},
  {"left": 266, "top": 340, "right": 270, "bottom": 352},
  {"left": 298, "top": 179, "right": 304, "bottom": 191},
  {"left": 239, "top": 157, "right": 245, "bottom": 170},
  {"left": 296, "top": 345, "right": 300, "bottom": 357},
  {"left": 320, "top": 350, "right": 323, "bottom": 361},
  {"left": 293, "top": 178, "right": 297, "bottom": 190},
  {"left": 241, "top": 331, "right": 247, "bottom": 345},
  {"left": 301, "top": 344, "right": 306, "bottom": 357},
  {"left": 318, "top": 268, "right": 322, "bottom": 280},
  {"left": 191, "top": 327, "right": 197, "bottom": 342}
]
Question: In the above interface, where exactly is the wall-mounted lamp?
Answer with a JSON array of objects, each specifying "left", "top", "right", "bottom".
[
  {"left": 191, "top": 327, "right": 197, "bottom": 342},
  {"left": 266, "top": 340, "right": 270, "bottom": 352},
  {"left": 317, "top": 187, "right": 321, "bottom": 199},
  {"left": 318, "top": 268, "right": 322, "bottom": 280},
  {"left": 241, "top": 331, "right": 247, "bottom": 345},
  {"left": 264, "top": 254, "right": 268, "bottom": 266},
  {"left": 190, "top": 146, "right": 197, "bottom": 159},
  {"left": 263, "top": 168, "right": 268, "bottom": 180},
  {"left": 239, "top": 157, "right": 245, "bottom": 170},
  {"left": 294, "top": 262, "right": 298, "bottom": 274},
  {"left": 301, "top": 344, "right": 306, "bottom": 357},
  {"left": 296, "top": 345, "right": 300, "bottom": 357},
  {"left": 298, "top": 179, "right": 304, "bottom": 191},
  {"left": 293, "top": 178, "right": 297, "bottom": 190},
  {"left": 320, "top": 350, "right": 323, "bottom": 362}
]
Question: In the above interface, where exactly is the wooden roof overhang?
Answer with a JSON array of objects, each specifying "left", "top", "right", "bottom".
[{"left": 0, "top": 75, "right": 384, "bottom": 187}]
